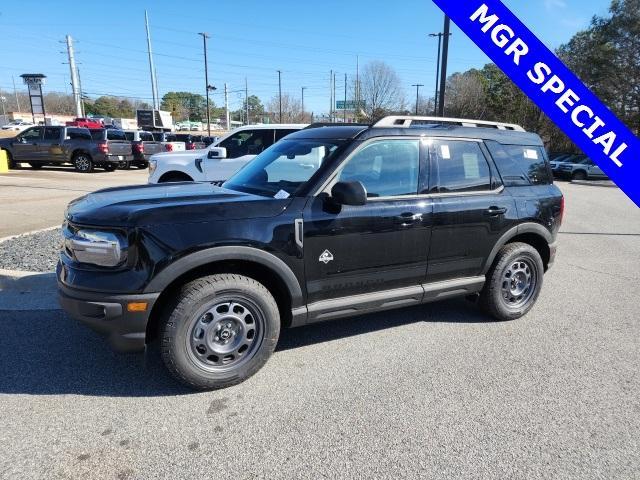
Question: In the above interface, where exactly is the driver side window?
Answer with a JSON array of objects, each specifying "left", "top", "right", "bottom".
[
  {"left": 219, "top": 129, "right": 275, "bottom": 159},
  {"left": 336, "top": 139, "right": 420, "bottom": 197},
  {"left": 18, "top": 127, "right": 43, "bottom": 142}
]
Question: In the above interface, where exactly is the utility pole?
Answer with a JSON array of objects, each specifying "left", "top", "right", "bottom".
[
  {"left": 12, "top": 76, "right": 21, "bottom": 112},
  {"left": 344, "top": 73, "right": 347, "bottom": 123},
  {"left": 333, "top": 72, "right": 337, "bottom": 122},
  {"left": 77, "top": 68, "right": 85, "bottom": 117},
  {"left": 301, "top": 86, "right": 306, "bottom": 122},
  {"left": 355, "top": 56, "right": 360, "bottom": 121},
  {"left": 224, "top": 83, "right": 230, "bottom": 130},
  {"left": 411, "top": 84, "right": 424, "bottom": 115},
  {"left": 198, "top": 32, "right": 211, "bottom": 136},
  {"left": 329, "top": 70, "right": 333, "bottom": 122},
  {"left": 438, "top": 16, "right": 451, "bottom": 117},
  {"left": 277, "top": 70, "right": 282, "bottom": 123},
  {"left": 65, "top": 35, "right": 82, "bottom": 117},
  {"left": 245, "top": 77, "right": 249, "bottom": 125},
  {"left": 429, "top": 33, "right": 443, "bottom": 116},
  {"left": 145, "top": 10, "right": 159, "bottom": 110}
]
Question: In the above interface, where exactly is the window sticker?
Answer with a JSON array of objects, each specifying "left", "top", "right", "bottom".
[
  {"left": 462, "top": 153, "right": 480, "bottom": 179},
  {"left": 440, "top": 144, "right": 451, "bottom": 159},
  {"left": 524, "top": 148, "right": 539, "bottom": 160},
  {"left": 274, "top": 190, "right": 290, "bottom": 199}
]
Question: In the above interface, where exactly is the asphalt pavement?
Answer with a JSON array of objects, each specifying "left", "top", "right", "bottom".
[
  {"left": 0, "top": 166, "right": 148, "bottom": 238},
  {"left": 0, "top": 182, "right": 639, "bottom": 479}
]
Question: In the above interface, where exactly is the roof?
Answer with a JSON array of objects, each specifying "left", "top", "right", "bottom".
[{"left": 288, "top": 123, "right": 542, "bottom": 146}]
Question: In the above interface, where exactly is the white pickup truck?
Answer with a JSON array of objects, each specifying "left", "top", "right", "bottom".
[{"left": 147, "top": 124, "right": 307, "bottom": 183}]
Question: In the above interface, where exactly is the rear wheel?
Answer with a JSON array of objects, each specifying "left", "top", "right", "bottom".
[
  {"left": 572, "top": 170, "right": 587, "bottom": 181},
  {"left": 103, "top": 163, "right": 117, "bottom": 172},
  {"left": 117, "top": 161, "right": 130, "bottom": 169},
  {"left": 136, "top": 162, "right": 149, "bottom": 169},
  {"left": 479, "top": 242, "right": 544, "bottom": 321},
  {"left": 161, "top": 274, "right": 280, "bottom": 390},
  {"left": 73, "top": 153, "right": 93, "bottom": 173}
]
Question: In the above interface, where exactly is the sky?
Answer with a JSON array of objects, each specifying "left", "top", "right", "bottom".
[{"left": 0, "top": 0, "right": 610, "bottom": 116}]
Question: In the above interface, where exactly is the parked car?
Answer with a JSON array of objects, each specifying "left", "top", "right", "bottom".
[
  {"left": 148, "top": 124, "right": 308, "bottom": 183},
  {"left": 150, "top": 131, "right": 186, "bottom": 152},
  {"left": 550, "top": 153, "right": 585, "bottom": 175},
  {"left": 66, "top": 117, "right": 104, "bottom": 129},
  {"left": 123, "top": 130, "right": 164, "bottom": 169},
  {"left": 555, "top": 157, "right": 608, "bottom": 180},
  {"left": 87, "top": 129, "right": 134, "bottom": 171},
  {"left": 57, "top": 115, "right": 563, "bottom": 390},
  {"left": 0, "top": 125, "right": 121, "bottom": 172},
  {"left": 165, "top": 133, "right": 206, "bottom": 151},
  {"left": 1, "top": 120, "right": 35, "bottom": 132},
  {"left": 202, "top": 136, "right": 219, "bottom": 146}
]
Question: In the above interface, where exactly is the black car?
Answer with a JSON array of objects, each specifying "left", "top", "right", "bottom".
[{"left": 57, "top": 116, "right": 563, "bottom": 390}]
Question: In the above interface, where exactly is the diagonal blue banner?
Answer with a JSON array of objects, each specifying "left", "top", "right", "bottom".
[{"left": 432, "top": 0, "right": 640, "bottom": 207}]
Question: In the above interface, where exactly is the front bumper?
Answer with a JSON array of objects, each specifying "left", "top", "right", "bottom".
[{"left": 57, "top": 282, "right": 160, "bottom": 353}]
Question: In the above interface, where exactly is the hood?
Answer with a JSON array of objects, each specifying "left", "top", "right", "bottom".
[{"left": 66, "top": 182, "right": 292, "bottom": 227}]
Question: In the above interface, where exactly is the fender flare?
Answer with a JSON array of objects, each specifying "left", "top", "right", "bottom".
[
  {"left": 144, "top": 246, "right": 304, "bottom": 307},
  {"left": 482, "top": 222, "right": 553, "bottom": 274}
]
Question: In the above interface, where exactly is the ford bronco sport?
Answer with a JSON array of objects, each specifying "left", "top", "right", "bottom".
[{"left": 57, "top": 116, "right": 563, "bottom": 390}]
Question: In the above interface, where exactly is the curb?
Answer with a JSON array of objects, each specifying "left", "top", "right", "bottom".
[
  {"left": 0, "top": 269, "right": 59, "bottom": 311},
  {"left": 570, "top": 180, "right": 617, "bottom": 188},
  {"left": 0, "top": 225, "right": 60, "bottom": 244}
]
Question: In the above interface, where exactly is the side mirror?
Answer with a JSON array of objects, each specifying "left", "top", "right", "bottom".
[
  {"left": 331, "top": 181, "right": 367, "bottom": 206},
  {"left": 207, "top": 147, "right": 227, "bottom": 159}
]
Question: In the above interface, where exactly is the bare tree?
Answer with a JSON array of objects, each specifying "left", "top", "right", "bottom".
[
  {"left": 267, "top": 93, "right": 303, "bottom": 123},
  {"left": 445, "top": 70, "right": 487, "bottom": 119},
  {"left": 358, "top": 61, "right": 405, "bottom": 121}
]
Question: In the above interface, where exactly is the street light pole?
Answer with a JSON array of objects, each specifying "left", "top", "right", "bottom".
[
  {"left": 301, "top": 86, "right": 306, "bottom": 122},
  {"left": 277, "top": 70, "right": 282, "bottom": 123},
  {"left": 438, "top": 16, "right": 452, "bottom": 117},
  {"left": 411, "top": 84, "right": 424, "bottom": 115},
  {"left": 429, "top": 33, "right": 443, "bottom": 116},
  {"left": 198, "top": 32, "right": 212, "bottom": 136}
]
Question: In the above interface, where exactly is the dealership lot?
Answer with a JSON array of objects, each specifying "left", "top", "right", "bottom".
[
  {"left": 0, "top": 180, "right": 638, "bottom": 479},
  {"left": 0, "top": 167, "right": 147, "bottom": 238}
]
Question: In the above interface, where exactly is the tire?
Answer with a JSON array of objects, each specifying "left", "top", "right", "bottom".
[
  {"left": 136, "top": 162, "right": 149, "bottom": 169},
  {"left": 73, "top": 153, "right": 93, "bottom": 173},
  {"left": 104, "top": 163, "right": 118, "bottom": 172},
  {"left": 158, "top": 172, "right": 193, "bottom": 183},
  {"left": 479, "top": 242, "right": 544, "bottom": 321},
  {"left": 28, "top": 162, "right": 43, "bottom": 170},
  {"left": 572, "top": 170, "right": 587, "bottom": 181},
  {"left": 161, "top": 274, "right": 280, "bottom": 390},
  {"left": 5, "top": 152, "right": 16, "bottom": 169},
  {"left": 117, "top": 161, "right": 130, "bottom": 170}
]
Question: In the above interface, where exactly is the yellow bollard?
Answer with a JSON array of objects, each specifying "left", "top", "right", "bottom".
[{"left": 0, "top": 149, "right": 9, "bottom": 173}]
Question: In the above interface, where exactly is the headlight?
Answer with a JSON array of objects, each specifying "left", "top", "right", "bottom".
[
  {"left": 149, "top": 159, "right": 157, "bottom": 174},
  {"left": 63, "top": 226, "right": 127, "bottom": 267}
]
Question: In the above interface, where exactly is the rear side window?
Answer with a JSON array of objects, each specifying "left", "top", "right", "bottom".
[
  {"left": 139, "top": 132, "right": 153, "bottom": 141},
  {"left": 43, "top": 127, "right": 59, "bottom": 140},
  {"left": 430, "top": 140, "right": 492, "bottom": 192},
  {"left": 124, "top": 132, "right": 135, "bottom": 141},
  {"left": 89, "top": 130, "right": 104, "bottom": 141},
  {"left": 151, "top": 132, "right": 164, "bottom": 141},
  {"left": 106, "top": 130, "right": 126, "bottom": 141},
  {"left": 486, "top": 141, "right": 551, "bottom": 186},
  {"left": 67, "top": 128, "right": 91, "bottom": 140},
  {"left": 275, "top": 129, "right": 298, "bottom": 141}
]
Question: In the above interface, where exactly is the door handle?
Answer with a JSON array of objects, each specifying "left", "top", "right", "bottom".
[
  {"left": 395, "top": 212, "right": 422, "bottom": 226},
  {"left": 485, "top": 206, "right": 507, "bottom": 216}
]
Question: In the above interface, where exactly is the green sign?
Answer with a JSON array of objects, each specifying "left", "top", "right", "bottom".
[{"left": 336, "top": 100, "right": 358, "bottom": 110}]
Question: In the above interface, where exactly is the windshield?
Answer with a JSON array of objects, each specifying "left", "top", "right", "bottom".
[{"left": 223, "top": 138, "right": 343, "bottom": 197}]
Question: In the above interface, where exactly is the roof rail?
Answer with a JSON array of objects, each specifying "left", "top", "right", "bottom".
[{"left": 372, "top": 115, "right": 525, "bottom": 132}]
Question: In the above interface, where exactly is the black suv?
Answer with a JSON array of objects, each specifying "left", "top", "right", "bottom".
[{"left": 57, "top": 116, "right": 563, "bottom": 390}]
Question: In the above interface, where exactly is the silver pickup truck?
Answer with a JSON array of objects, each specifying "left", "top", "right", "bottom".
[
  {"left": 87, "top": 129, "right": 134, "bottom": 171},
  {"left": 123, "top": 130, "right": 164, "bottom": 168}
]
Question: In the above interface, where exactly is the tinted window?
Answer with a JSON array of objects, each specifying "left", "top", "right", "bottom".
[
  {"left": 219, "top": 129, "right": 275, "bottom": 158},
  {"left": 139, "top": 132, "right": 153, "bottom": 141},
  {"left": 43, "top": 127, "right": 60, "bottom": 141},
  {"left": 337, "top": 139, "right": 419, "bottom": 198},
  {"left": 275, "top": 129, "right": 298, "bottom": 141},
  {"left": 67, "top": 128, "right": 91, "bottom": 140},
  {"left": 89, "top": 129, "right": 104, "bottom": 141},
  {"left": 431, "top": 140, "right": 491, "bottom": 192},
  {"left": 151, "top": 132, "right": 164, "bottom": 141},
  {"left": 106, "top": 130, "right": 126, "bottom": 141},
  {"left": 124, "top": 132, "right": 135, "bottom": 141},
  {"left": 19, "top": 127, "right": 43, "bottom": 141},
  {"left": 486, "top": 141, "right": 550, "bottom": 186}
]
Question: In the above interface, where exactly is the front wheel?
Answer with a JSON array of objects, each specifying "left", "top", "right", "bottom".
[
  {"left": 161, "top": 274, "right": 280, "bottom": 390},
  {"left": 73, "top": 153, "right": 93, "bottom": 173},
  {"left": 572, "top": 170, "right": 587, "bottom": 181},
  {"left": 479, "top": 242, "right": 544, "bottom": 321}
]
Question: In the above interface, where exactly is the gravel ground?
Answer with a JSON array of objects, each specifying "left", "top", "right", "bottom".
[{"left": 0, "top": 228, "right": 61, "bottom": 272}]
